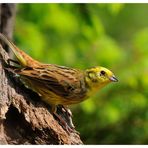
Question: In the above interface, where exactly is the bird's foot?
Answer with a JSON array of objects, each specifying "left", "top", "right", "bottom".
[
  {"left": 55, "top": 105, "right": 77, "bottom": 134},
  {"left": 53, "top": 112, "right": 74, "bottom": 134}
]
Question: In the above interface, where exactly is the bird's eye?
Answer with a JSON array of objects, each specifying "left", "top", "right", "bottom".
[{"left": 100, "top": 70, "right": 106, "bottom": 75}]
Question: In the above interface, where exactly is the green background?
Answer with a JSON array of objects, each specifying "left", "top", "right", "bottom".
[{"left": 14, "top": 4, "right": 148, "bottom": 144}]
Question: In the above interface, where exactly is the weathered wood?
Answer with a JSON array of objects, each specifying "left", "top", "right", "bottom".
[
  {"left": 0, "top": 39, "right": 82, "bottom": 145},
  {"left": 0, "top": 4, "right": 82, "bottom": 144}
]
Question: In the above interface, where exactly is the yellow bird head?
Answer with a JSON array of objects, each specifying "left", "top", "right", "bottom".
[{"left": 85, "top": 66, "right": 118, "bottom": 95}]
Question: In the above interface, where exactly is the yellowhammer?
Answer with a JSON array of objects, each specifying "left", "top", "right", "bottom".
[{"left": 0, "top": 33, "right": 118, "bottom": 132}]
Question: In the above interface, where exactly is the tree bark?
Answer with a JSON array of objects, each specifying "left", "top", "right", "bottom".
[
  {"left": 0, "top": 3, "right": 16, "bottom": 55},
  {"left": 0, "top": 4, "right": 82, "bottom": 145}
]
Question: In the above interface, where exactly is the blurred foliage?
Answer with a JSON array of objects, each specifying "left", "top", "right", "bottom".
[{"left": 14, "top": 4, "right": 148, "bottom": 144}]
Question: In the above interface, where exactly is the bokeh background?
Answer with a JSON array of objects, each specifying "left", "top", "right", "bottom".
[{"left": 14, "top": 4, "right": 148, "bottom": 144}]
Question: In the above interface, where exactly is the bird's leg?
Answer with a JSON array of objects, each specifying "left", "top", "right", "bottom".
[
  {"left": 60, "top": 105, "right": 75, "bottom": 129},
  {"left": 61, "top": 105, "right": 72, "bottom": 117},
  {"left": 59, "top": 105, "right": 80, "bottom": 135},
  {"left": 50, "top": 105, "right": 73, "bottom": 134}
]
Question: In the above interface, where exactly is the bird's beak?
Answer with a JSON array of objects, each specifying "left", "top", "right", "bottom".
[{"left": 109, "top": 75, "right": 118, "bottom": 82}]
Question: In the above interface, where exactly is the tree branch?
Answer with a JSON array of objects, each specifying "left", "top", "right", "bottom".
[
  {"left": 0, "top": 3, "right": 82, "bottom": 144},
  {"left": 0, "top": 44, "right": 83, "bottom": 144}
]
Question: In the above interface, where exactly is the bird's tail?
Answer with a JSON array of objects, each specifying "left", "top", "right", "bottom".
[{"left": 0, "top": 33, "right": 40, "bottom": 67}]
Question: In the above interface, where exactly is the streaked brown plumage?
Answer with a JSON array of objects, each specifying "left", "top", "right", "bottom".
[{"left": 0, "top": 33, "right": 118, "bottom": 132}]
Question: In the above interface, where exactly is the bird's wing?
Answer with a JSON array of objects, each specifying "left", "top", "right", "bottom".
[{"left": 15, "top": 65, "right": 86, "bottom": 98}]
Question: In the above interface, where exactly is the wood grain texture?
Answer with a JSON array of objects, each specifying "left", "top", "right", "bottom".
[{"left": 0, "top": 43, "right": 83, "bottom": 144}]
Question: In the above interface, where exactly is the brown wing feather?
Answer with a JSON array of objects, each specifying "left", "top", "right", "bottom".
[{"left": 15, "top": 64, "right": 87, "bottom": 99}]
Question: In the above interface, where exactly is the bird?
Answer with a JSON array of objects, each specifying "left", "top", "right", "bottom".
[{"left": 0, "top": 33, "right": 118, "bottom": 132}]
